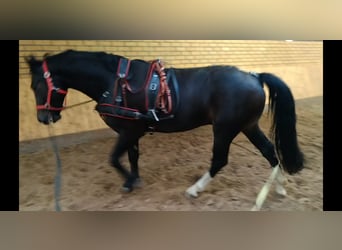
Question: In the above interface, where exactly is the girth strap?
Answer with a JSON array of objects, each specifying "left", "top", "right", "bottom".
[
  {"left": 117, "top": 58, "right": 131, "bottom": 78},
  {"left": 167, "top": 68, "right": 179, "bottom": 113},
  {"left": 147, "top": 72, "right": 161, "bottom": 121}
]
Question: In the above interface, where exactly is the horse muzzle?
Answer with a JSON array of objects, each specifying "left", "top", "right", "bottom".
[{"left": 37, "top": 110, "right": 61, "bottom": 124}]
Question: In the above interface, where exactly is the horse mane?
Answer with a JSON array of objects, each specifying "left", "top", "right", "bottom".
[
  {"left": 41, "top": 50, "right": 165, "bottom": 68},
  {"left": 46, "top": 49, "right": 115, "bottom": 60},
  {"left": 41, "top": 50, "right": 128, "bottom": 74}
]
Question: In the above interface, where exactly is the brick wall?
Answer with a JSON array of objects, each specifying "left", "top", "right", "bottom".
[
  {"left": 19, "top": 40, "right": 322, "bottom": 77},
  {"left": 19, "top": 40, "right": 322, "bottom": 141}
]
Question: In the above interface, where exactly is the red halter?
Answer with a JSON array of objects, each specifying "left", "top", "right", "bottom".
[{"left": 36, "top": 61, "right": 68, "bottom": 111}]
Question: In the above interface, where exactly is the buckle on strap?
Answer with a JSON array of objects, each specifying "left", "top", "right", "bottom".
[{"left": 148, "top": 109, "right": 159, "bottom": 121}]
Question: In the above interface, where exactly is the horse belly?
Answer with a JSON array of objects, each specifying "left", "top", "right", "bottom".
[{"left": 155, "top": 108, "right": 212, "bottom": 133}]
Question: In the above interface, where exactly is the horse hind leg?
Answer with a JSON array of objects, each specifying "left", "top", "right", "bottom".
[
  {"left": 186, "top": 123, "right": 237, "bottom": 198},
  {"left": 243, "top": 125, "right": 287, "bottom": 210},
  {"left": 186, "top": 172, "right": 213, "bottom": 198}
]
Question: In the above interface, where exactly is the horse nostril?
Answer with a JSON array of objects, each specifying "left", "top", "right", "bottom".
[
  {"left": 38, "top": 116, "right": 45, "bottom": 123},
  {"left": 38, "top": 117, "right": 49, "bottom": 124},
  {"left": 37, "top": 111, "right": 50, "bottom": 124}
]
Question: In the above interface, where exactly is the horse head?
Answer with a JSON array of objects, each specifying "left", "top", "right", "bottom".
[{"left": 25, "top": 55, "right": 67, "bottom": 124}]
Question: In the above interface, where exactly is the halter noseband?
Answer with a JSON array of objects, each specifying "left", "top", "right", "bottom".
[{"left": 36, "top": 61, "right": 68, "bottom": 111}]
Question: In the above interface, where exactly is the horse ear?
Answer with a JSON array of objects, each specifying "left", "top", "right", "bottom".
[
  {"left": 24, "top": 56, "right": 41, "bottom": 73},
  {"left": 43, "top": 53, "right": 51, "bottom": 59},
  {"left": 24, "top": 55, "right": 38, "bottom": 65},
  {"left": 24, "top": 55, "right": 33, "bottom": 63}
]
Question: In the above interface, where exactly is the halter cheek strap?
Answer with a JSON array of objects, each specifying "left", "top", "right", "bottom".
[{"left": 37, "top": 61, "right": 68, "bottom": 111}]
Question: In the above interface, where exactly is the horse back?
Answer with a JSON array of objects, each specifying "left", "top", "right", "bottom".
[
  {"left": 155, "top": 66, "right": 265, "bottom": 132},
  {"left": 175, "top": 65, "right": 265, "bottom": 112}
]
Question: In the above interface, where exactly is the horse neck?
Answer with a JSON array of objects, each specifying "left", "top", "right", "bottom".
[{"left": 52, "top": 61, "right": 115, "bottom": 103}]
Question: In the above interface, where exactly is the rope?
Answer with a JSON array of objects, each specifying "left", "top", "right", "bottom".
[
  {"left": 231, "top": 141, "right": 260, "bottom": 156},
  {"left": 63, "top": 99, "right": 94, "bottom": 110},
  {"left": 47, "top": 115, "right": 62, "bottom": 211},
  {"left": 231, "top": 141, "right": 280, "bottom": 211},
  {"left": 251, "top": 164, "right": 280, "bottom": 211},
  {"left": 44, "top": 98, "right": 93, "bottom": 211}
]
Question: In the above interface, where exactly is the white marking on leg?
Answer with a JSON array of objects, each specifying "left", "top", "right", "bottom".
[
  {"left": 186, "top": 172, "right": 213, "bottom": 198},
  {"left": 275, "top": 169, "right": 287, "bottom": 196},
  {"left": 251, "top": 164, "right": 280, "bottom": 211}
]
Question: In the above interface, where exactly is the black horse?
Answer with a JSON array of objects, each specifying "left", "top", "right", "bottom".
[{"left": 25, "top": 49, "right": 304, "bottom": 201}]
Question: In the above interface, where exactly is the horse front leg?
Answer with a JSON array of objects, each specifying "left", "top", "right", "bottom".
[
  {"left": 127, "top": 142, "right": 143, "bottom": 188},
  {"left": 110, "top": 132, "right": 143, "bottom": 192}
]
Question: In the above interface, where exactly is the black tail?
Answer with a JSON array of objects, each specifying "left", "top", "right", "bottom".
[{"left": 259, "top": 73, "right": 304, "bottom": 174}]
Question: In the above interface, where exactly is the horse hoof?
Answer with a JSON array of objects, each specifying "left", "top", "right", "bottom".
[
  {"left": 185, "top": 192, "right": 197, "bottom": 199},
  {"left": 133, "top": 178, "right": 143, "bottom": 188},
  {"left": 185, "top": 187, "right": 198, "bottom": 198},
  {"left": 121, "top": 186, "right": 133, "bottom": 193}
]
